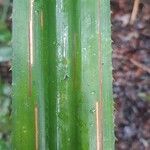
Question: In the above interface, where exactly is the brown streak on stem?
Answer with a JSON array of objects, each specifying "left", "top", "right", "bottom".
[
  {"left": 99, "top": 100, "right": 103, "bottom": 150},
  {"left": 96, "top": 101, "right": 103, "bottom": 150},
  {"left": 96, "top": 102, "right": 100, "bottom": 150},
  {"left": 34, "top": 105, "right": 39, "bottom": 150},
  {"left": 97, "top": 0, "right": 103, "bottom": 149}
]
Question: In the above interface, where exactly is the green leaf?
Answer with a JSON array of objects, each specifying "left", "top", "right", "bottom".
[{"left": 12, "top": 0, "right": 114, "bottom": 149}]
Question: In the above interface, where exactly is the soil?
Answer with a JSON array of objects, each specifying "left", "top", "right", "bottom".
[{"left": 111, "top": 0, "right": 150, "bottom": 149}]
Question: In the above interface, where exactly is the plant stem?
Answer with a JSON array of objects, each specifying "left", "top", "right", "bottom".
[
  {"left": 12, "top": 0, "right": 114, "bottom": 149},
  {"left": 44, "top": 0, "right": 114, "bottom": 149}
]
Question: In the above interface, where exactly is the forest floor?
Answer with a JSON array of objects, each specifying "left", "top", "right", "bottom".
[
  {"left": 0, "top": 0, "right": 149, "bottom": 149},
  {"left": 112, "top": 0, "right": 150, "bottom": 149}
]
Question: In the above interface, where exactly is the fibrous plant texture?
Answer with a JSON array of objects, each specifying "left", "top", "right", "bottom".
[{"left": 12, "top": 0, "right": 114, "bottom": 149}]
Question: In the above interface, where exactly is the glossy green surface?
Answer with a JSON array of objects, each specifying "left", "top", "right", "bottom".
[
  {"left": 13, "top": 0, "right": 114, "bottom": 149},
  {"left": 45, "top": 0, "right": 98, "bottom": 149},
  {"left": 44, "top": 0, "right": 114, "bottom": 149}
]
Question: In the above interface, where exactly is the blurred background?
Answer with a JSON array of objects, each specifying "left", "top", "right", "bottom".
[
  {"left": 112, "top": 0, "right": 150, "bottom": 149},
  {"left": 0, "top": 0, "right": 149, "bottom": 149},
  {"left": 0, "top": 0, "right": 12, "bottom": 149}
]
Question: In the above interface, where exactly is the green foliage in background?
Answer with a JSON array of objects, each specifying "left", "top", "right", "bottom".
[
  {"left": 0, "top": 0, "right": 11, "bottom": 44},
  {"left": 0, "top": 21, "right": 11, "bottom": 44}
]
